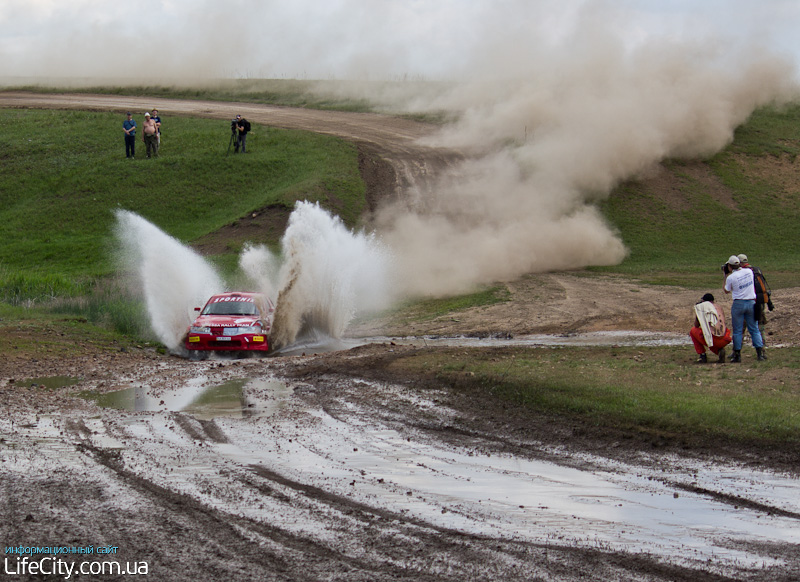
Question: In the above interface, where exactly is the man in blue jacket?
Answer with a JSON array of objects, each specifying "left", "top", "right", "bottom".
[{"left": 123, "top": 112, "right": 136, "bottom": 158}]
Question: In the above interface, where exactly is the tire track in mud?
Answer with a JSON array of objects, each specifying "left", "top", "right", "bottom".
[
  {"left": 54, "top": 397, "right": 724, "bottom": 582},
  {"left": 172, "top": 413, "right": 231, "bottom": 444},
  {"left": 317, "top": 378, "right": 800, "bottom": 523},
  {"left": 74, "top": 442, "right": 322, "bottom": 582},
  {"left": 2, "top": 380, "right": 786, "bottom": 581},
  {"left": 669, "top": 481, "right": 800, "bottom": 520},
  {"left": 70, "top": 430, "right": 719, "bottom": 582},
  {"left": 72, "top": 428, "right": 550, "bottom": 581}
]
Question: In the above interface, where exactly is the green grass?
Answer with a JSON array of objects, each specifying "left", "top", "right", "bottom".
[
  {"left": 726, "top": 103, "right": 800, "bottom": 158},
  {"left": 597, "top": 103, "right": 800, "bottom": 285},
  {"left": 0, "top": 108, "right": 365, "bottom": 280},
  {"left": 0, "top": 266, "right": 89, "bottom": 305},
  {"left": 393, "top": 346, "right": 800, "bottom": 447},
  {"left": 0, "top": 302, "right": 148, "bottom": 356},
  {"left": 48, "top": 280, "right": 151, "bottom": 340},
  {"left": 382, "top": 285, "right": 511, "bottom": 325}
]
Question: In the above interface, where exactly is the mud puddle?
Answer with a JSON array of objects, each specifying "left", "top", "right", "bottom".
[
  {"left": 11, "top": 375, "right": 80, "bottom": 389},
  {"left": 227, "top": 383, "right": 800, "bottom": 572},
  {"left": 83, "top": 376, "right": 292, "bottom": 420},
  {"left": 64, "top": 371, "right": 800, "bottom": 574}
]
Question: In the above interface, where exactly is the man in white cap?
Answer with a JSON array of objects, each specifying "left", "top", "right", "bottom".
[{"left": 723, "top": 255, "right": 765, "bottom": 362}]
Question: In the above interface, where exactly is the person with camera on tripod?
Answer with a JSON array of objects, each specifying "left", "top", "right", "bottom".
[{"left": 234, "top": 114, "right": 250, "bottom": 153}]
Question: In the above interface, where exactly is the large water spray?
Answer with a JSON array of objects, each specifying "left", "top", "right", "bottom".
[
  {"left": 114, "top": 203, "right": 392, "bottom": 354},
  {"left": 115, "top": 210, "right": 225, "bottom": 352},
  {"left": 268, "top": 201, "right": 394, "bottom": 350}
]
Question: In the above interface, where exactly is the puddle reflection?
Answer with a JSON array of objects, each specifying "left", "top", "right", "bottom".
[
  {"left": 86, "top": 378, "right": 291, "bottom": 420},
  {"left": 16, "top": 376, "right": 80, "bottom": 390}
]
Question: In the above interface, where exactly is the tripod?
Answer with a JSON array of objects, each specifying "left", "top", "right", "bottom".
[{"left": 227, "top": 126, "right": 237, "bottom": 155}]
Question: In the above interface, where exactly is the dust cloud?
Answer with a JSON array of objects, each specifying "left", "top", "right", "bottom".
[
  {"left": 371, "top": 40, "right": 798, "bottom": 295},
  {"left": 16, "top": 2, "right": 789, "bottom": 296}
]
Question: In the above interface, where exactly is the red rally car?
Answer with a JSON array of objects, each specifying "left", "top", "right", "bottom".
[{"left": 185, "top": 292, "right": 275, "bottom": 357}]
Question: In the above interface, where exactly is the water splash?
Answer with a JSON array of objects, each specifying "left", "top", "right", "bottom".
[
  {"left": 238, "top": 243, "right": 280, "bottom": 300},
  {"left": 269, "top": 201, "right": 394, "bottom": 350},
  {"left": 115, "top": 210, "right": 224, "bottom": 352},
  {"left": 114, "top": 204, "right": 393, "bottom": 353}
]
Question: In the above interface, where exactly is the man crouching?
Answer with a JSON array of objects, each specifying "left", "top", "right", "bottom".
[{"left": 690, "top": 293, "right": 732, "bottom": 363}]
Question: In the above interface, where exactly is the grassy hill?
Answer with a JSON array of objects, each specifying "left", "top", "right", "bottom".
[
  {"left": 0, "top": 108, "right": 365, "bottom": 302},
  {"left": 1, "top": 97, "right": 797, "bottom": 454},
  {"left": 599, "top": 102, "right": 800, "bottom": 289},
  {"left": 2, "top": 101, "right": 800, "bottom": 308}
]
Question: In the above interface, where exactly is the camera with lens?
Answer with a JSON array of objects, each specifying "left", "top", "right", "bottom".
[
  {"left": 721, "top": 263, "right": 732, "bottom": 275},
  {"left": 231, "top": 119, "right": 238, "bottom": 134}
]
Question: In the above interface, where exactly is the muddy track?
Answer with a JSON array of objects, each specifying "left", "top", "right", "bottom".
[{"left": 3, "top": 360, "right": 769, "bottom": 582}]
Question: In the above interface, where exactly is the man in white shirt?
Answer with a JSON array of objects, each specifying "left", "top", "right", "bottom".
[{"left": 723, "top": 255, "right": 765, "bottom": 362}]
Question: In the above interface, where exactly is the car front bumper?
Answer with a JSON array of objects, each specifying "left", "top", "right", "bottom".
[{"left": 185, "top": 333, "right": 269, "bottom": 352}]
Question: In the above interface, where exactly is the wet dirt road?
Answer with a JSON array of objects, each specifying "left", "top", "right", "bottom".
[{"left": 2, "top": 352, "right": 798, "bottom": 582}]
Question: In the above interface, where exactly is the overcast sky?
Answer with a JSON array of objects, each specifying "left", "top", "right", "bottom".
[{"left": 1, "top": 0, "right": 798, "bottom": 81}]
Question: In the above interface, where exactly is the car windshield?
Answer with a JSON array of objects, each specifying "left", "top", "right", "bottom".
[{"left": 202, "top": 300, "right": 258, "bottom": 316}]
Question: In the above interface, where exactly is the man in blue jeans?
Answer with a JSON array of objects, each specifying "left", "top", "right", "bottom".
[
  {"left": 123, "top": 112, "right": 136, "bottom": 158},
  {"left": 723, "top": 255, "right": 766, "bottom": 362}
]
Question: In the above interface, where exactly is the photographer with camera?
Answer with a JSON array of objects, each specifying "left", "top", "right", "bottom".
[
  {"left": 233, "top": 114, "right": 251, "bottom": 153},
  {"left": 723, "top": 255, "right": 766, "bottom": 362}
]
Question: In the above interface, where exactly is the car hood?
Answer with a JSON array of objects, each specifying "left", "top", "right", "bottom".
[{"left": 190, "top": 315, "right": 263, "bottom": 328}]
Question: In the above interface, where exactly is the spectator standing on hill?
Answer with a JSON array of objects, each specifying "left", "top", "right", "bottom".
[
  {"left": 723, "top": 255, "right": 766, "bottom": 362},
  {"left": 142, "top": 112, "right": 159, "bottom": 158},
  {"left": 151, "top": 109, "right": 162, "bottom": 145},
  {"left": 234, "top": 114, "right": 250, "bottom": 153},
  {"left": 123, "top": 112, "right": 136, "bottom": 158},
  {"left": 690, "top": 293, "right": 732, "bottom": 363}
]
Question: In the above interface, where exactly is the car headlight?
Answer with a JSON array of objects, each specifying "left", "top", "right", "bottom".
[
  {"left": 237, "top": 325, "right": 262, "bottom": 334},
  {"left": 190, "top": 326, "right": 211, "bottom": 334}
]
